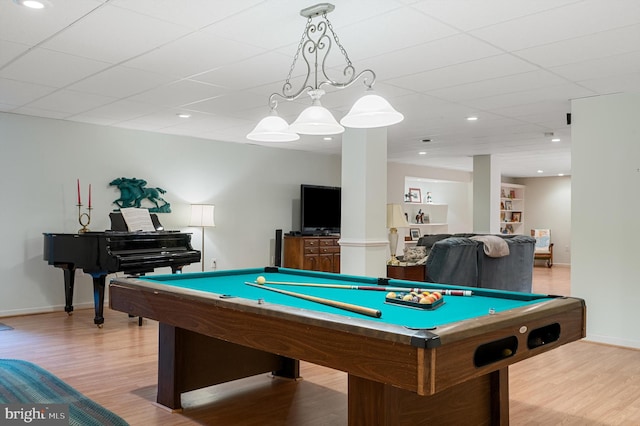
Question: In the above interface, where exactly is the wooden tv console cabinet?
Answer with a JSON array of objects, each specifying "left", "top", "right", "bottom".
[{"left": 283, "top": 235, "right": 340, "bottom": 273}]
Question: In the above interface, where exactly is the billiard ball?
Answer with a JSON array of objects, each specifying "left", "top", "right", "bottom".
[
  {"left": 256, "top": 276, "right": 266, "bottom": 285},
  {"left": 386, "top": 292, "right": 397, "bottom": 299}
]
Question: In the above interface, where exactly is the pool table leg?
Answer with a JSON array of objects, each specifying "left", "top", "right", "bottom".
[
  {"left": 348, "top": 368, "right": 509, "bottom": 425},
  {"left": 156, "top": 323, "right": 301, "bottom": 410}
]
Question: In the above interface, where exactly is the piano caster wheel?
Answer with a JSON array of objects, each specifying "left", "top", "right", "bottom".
[
  {"left": 96, "top": 324, "right": 104, "bottom": 329},
  {"left": 67, "top": 312, "right": 73, "bottom": 316}
]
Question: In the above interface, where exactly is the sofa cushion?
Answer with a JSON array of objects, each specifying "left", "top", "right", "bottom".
[
  {"left": 416, "top": 234, "right": 451, "bottom": 255},
  {"left": 476, "top": 235, "right": 535, "bottom": 292},
  {"left": 425, "top": 237, "right": 479, "bottom": 287}
]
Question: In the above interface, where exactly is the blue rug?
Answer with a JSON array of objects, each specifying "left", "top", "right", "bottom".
[{"left": 0, "top": 359, "right": 128, "bottom": 425}]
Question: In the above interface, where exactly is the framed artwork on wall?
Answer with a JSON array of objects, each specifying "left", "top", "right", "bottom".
[
  {"left": 408, "top": 188, "right": 421, "bottom": 203},
  {"left": 410, "top": 228, "right": 421, "bottom": 240}
]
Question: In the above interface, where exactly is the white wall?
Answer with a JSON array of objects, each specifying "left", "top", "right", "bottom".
[
  {"left": 572, "top": 93, "right": 640, "bottom": 349},
  {"left": 0, "top": 112, "right": 340, "bottom": 317},
  {"left": 519, "top": 176, "right": 572, "bottom": 265}
]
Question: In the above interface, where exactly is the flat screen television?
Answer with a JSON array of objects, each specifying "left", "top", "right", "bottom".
[{"left": 300, "top": 184, "right": 341, "bottom": 235}]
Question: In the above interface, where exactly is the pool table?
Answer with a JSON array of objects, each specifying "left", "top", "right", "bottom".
[{"left": 109, "top": 267, "right": 585, "bottom": 425}]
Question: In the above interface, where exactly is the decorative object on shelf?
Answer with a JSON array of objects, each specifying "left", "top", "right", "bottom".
[
  {"left": 189, "top": 204, "right": 216, "bottom": 272},
  {"left": 76, "top": 179, "right": 92, "bottom": 233},
  {"left": 410, "top": 228, "right": 421, "bottom": 241},
  {"left": 387, "top": 204, "right": 409, "bottom": 265},
  {"left": 510, "top": 190, "right": 516, "bottom": 199},
  {"left": 407, "top": 188, "right": 421, "bottom": 203},
  {"left": 425, "top": 192, "right": 433, "bottom": 203},
  {"left": 415, "top": 209, "right": 424, "bottom": 223},
  {"left": 247, "top": 3, "right": 403, "bottom": 142},
  {"left": 110, "top": 177, "right": 171, "bottom": 213},
  {"left": 504, "top": 200, "right": 512, "bottom": 210},
  {"left": 512, "top": 212, "right": 521, "bottom": 222}
]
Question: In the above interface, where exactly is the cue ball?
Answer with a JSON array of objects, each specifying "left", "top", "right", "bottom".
[{"left": 256, "top": 276, "right": 266, "bottom": 285}]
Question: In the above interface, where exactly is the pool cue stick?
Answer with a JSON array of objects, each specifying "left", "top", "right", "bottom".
[
  {"left": 245, "top": 282, "right": 382, "bottom": 318},
  {"left": 257, "top": 280, "right": 472, "bottom": 296}
]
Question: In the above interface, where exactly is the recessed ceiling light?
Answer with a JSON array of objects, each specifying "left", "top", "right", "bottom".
[
  {"left": 466, "top": 116, "right": 478, "bottom": 121},
  {"left": 551, "top": 138, "right": 560, "bottom": 142},
  {"left": 14, "top": 0, "right": 47, "bottom": 9},
  {"left": 558, "top": 173, "right": 565, "bottom": 177},
  {"left": 418, "top": 151, "right": 427, "bottom": 155},
  {"left": 537, "top": 170, "right": 544, "bottom": 174},
  {"left": 421, "top": 138, "right": 431, "bottom": 143},
  {"left": 177, "top": 113, "right": 191, "bottom": 118},
  {"left": 323, "top": 136, "right": 332, "bottom": 141}
]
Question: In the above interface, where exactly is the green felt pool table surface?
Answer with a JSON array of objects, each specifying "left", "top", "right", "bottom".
[
  {"left": 109, "top": 266, "right": 586, "bottom": 425},
  {"left": 137, "top": 267, "right": 553, "bottom": 330}
]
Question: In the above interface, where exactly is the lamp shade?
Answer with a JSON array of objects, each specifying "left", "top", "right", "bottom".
[
  {"left": 289, "top": 104, "right": 345, "bottom": 135},
  {"left": 247, "top": 114, "right": 300, "bottom": 142},
  {"left": 386, "top": 204, "right": 408, "bottom": 229},
  {"left": 340, "top": 93, "right": 404, "bottom": 128},
  {"left": 189, "top": 204, "right": 216, "bottom": 227}
]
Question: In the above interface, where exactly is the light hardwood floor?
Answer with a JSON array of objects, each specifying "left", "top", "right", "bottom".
[{"left": 0, "top": 266, "right": 638, "bottom": 425}]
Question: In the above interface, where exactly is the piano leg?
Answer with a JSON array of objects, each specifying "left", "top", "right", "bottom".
[
  {"left": 61, "top": 265, "right": 76, "bottom": 315},
  {"left": 90, "top": 274, "right": 107, "bottom": 327}
]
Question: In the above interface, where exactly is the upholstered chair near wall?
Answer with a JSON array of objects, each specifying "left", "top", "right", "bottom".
[{"left": 531, "top": 229, "right": 553, "bottom": 268}]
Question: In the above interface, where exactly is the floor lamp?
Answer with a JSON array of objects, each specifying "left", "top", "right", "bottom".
[
  {"left": 387, "top": 204, "right": 409, "bottom": 265},
  {"left": 189, "top": 204, "right": 216, "bottom": 271}
]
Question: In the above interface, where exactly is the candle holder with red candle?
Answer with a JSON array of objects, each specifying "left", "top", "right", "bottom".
[{"left": 77, "top": 180, "right": 92, "bottom": 233}]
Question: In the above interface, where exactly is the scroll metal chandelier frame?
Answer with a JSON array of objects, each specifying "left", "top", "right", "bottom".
[{"left": 247, "top": 3, "right": 403, "bottom": 142}]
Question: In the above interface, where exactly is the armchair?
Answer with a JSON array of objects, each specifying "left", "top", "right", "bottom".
[{"left": 531, "top": 229, "right": 553, "bottom": 267}]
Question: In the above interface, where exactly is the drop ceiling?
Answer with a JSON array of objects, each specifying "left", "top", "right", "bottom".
[{"left": 2, "top": 0, "right": 640, "bottom": 177}]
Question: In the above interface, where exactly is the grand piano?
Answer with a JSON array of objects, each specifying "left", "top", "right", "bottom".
[{"left": 43, "top": 216, "right": 200, "bottom": 326}]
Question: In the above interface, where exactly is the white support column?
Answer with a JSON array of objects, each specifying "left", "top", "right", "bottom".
[
  {"left": 339, "top": 127, "right": 388, "bottom": 277},
  {"left": 473, "top": 155, "right": 501, "bottom": 234}
]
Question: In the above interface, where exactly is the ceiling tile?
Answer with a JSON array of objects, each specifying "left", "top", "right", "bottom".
[
  {"left": 0, "top": 0, "right": 105, "bottom": 45},
  {"left": 0, "top": 78, "right": 57, "bottom": 105},
  {"left": 109, "top": 0, "right": 264, "bottom": 30},
  {"left": 0, "top": 40, "right": 30, "bottom": 68},
  {"left": 40, "top": 4, "right": 192, "bottom": 64},
  {"left": 190, "top": 51, "right": 295, "bottom": 90},
  {"left": 68, "top": 99, "right": 163, "bottom": 122},
  {"left": 124, "top": 31, "right": 267, "bottom": 79},
  {"left": 25, "top": 89, "right": 117, "bottom": 115},
  {"left": 515, "top": 24, "right": 640, "bottom": 68},
  {"left": 66, "top": 65, "right": 173, "bottom": 98},
  {"left": 412, "top": 0, "right": 577, "bottom": 31},
  {"left": 359, "top": 34, "right": 503, "bottom": 81},
  {"left": 0, "top": 48, "right": 111, "bottom": 88},
  {"left": 387, "top": 53, "right": 537, "bottom": 93},
  {"left": 470, "top": 0, "right": 640, "bottom": 51},
  {"left": 129, "top": 79, "right": 228, "bottom": 108}
]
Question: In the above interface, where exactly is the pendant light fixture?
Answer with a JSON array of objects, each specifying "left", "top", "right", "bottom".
[{"left": 247, "top": 3, "right": 403, "bottom": 142}]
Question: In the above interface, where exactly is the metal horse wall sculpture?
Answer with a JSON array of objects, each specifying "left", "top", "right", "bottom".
[{"left": 110, "top": 177, "right": 171, "bottom": 213}]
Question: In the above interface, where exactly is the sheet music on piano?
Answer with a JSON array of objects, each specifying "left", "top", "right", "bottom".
[{"left": 120, "top": 208, "right": 157, "bottom": 232}]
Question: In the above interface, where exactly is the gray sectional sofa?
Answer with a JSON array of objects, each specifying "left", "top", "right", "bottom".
[{"left": 416, "top": 233, "right": 536, "bottom": 293}]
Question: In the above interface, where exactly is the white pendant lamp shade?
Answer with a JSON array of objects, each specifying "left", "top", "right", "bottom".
[
  {"left": 340, "top": 93, "right": 404, "bottom": 128},
  {"left": 247, "top": 114, "right": 300, "bottom": 142},
  {"left": 289, "top": 104, "right": 345, "bottom": 135}
]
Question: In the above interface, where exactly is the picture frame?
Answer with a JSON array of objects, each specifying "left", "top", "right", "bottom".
[
  {"left": 408, "top": 188, "right": 421, "bottom": 203},
  {"left": 410, "top": 228, "right": 421, "bottom": 240},
  {"left": 511, "top": 212, "right": 521, "bottom": 222},
  {"left": 504, "top": 200, "right": 512, "bottom": 210}
]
